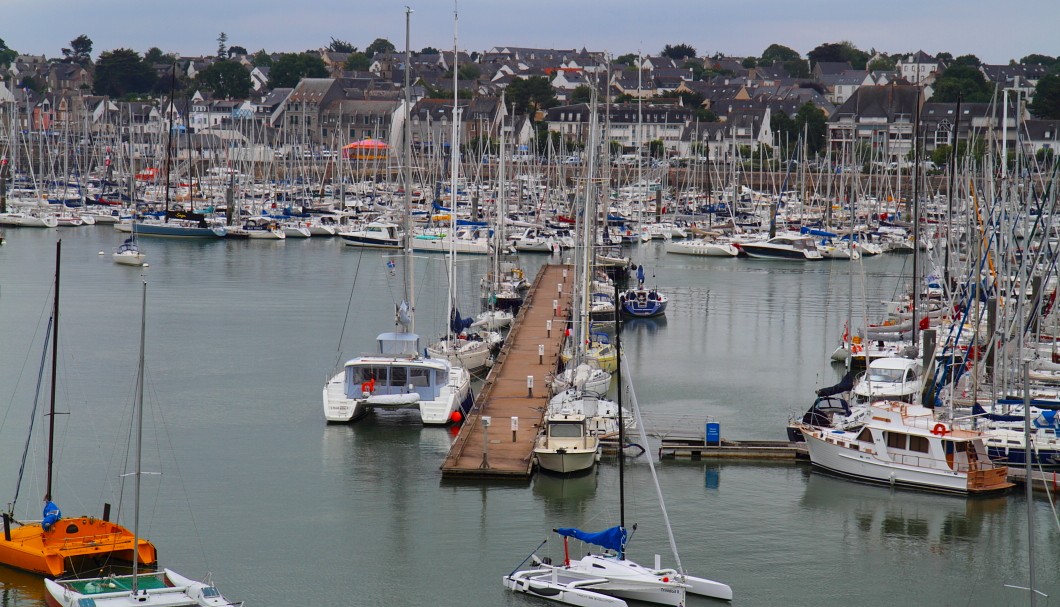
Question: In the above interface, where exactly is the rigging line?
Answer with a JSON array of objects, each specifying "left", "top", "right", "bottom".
[
  {"left": 622, "top": 356, "right": 682, "bottom": 574},
  {"left": 335, "top": 244, "right": 368, "bottom": 370},
  {"left": 12, "top": 316, "right": 53, "bottom": 515}
]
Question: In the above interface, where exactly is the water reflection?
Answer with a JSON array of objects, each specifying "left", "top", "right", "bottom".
[
  {"left": 800, "top": 471, "right": 1007, "bottom": 547},
  {"left": 0, "top": 565, "right": 46, "bottom": 607},
  {"left": 532, "top": 469, "right": 599, "bottom": 516}
]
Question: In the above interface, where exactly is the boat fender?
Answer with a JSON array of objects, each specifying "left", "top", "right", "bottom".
[{"left": 931, "top": 423, "right": 950, "bottom": 436}]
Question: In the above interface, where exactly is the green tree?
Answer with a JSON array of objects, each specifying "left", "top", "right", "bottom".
[
  {"left": 932, "top": 64, "right": 993, "bottom": 103},
  {"left": 445, "top": 64, "right": 481, "bottom": 80},
  {"left": 268, "top": 53, "right": 328, "bottom": 88},
  {"left": 570, "top": 85, "right": 592, "bottom": 104},
  {"left": 867, "top": 56, "right": 896, "bottom": 72},
  {"left": 1021, "top": 54, "right": 1055, "bottom": 66},
  {"left": 216, "top": 32, "right": 228, "bottom": 60},
  {"left": 251, "top": 50, "right": 273, "bottom": 68},
  {"left": 931, "top": 144, "right": 952, "bottom": 167},
  {"left": 195, "top": 60, "right": 252, "bottom": 99},
  {"left": 19, "top": 75, "right": 42, "bottom": 92},
  {"left": 420, "top": 47, "right": 440, "bottom": 55},
  {"left": 682, "top": 59, "right": 706, "bottom": 80},
  {"left": 93, "top": 48, "right": 157, "bottom": 97},
  {"left": 807, "top": 41, "right": 869, "bottom": 69},
  {"left": 328, "top": 38, "right": 356, "bottom": 53},
  {"left": 760, "top": 44, "right": 800, "bottom": 66},
  {"left": 951, "top": 54, "right": 981, "bottom": 68},
  {"left": 771, "top": 110, "right": 797, "bottom": 151},
  {"left": 794, "top": 102, "right": 827, "bottom": 155},
  {"left": 661, "top": 44, "right": 696, "bottom": 61},
  {"left": 228, "top": 46, "right": 248, "bottom": 58},
  {"left": 647, "top": 139, "right": 665, "bottom": 158},
  {"left": 783, "top": 59, "right": 810, "bottom": 78},
  {"left": 609, "top": 140, "right": 624, "bottom": 155},
  {"left": 936, "top": 52, "right": 954, "bottom": 63},
  {"left": 742, "top": 57, "right": 758, "bottom": 69},
  {"left": 365, "top": 38, "right": 396, "bottom": 57},
  {"left": 344, "top": 52, "right": 370, "bottom": 71},
  {"left": 62, "top": 35, "right": 93, "bottom": 66},
  {"left": 0, "top": 38, "right": 17, "bottom": 67},
  {"left": 1029, "top": 73, "right": 1060, "bottom": 118},
  {"left": 613, "top": 54, "right": 637, "bottom": 67},
  {"left": 144, "top": 47, "right": 166, "bottom": 64},
  {"left": 506, "top": 76, "right": 558, "bottom": 116}
]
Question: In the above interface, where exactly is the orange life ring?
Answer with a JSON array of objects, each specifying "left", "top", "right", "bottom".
[
  {"left": 931, "top": 423, "right": 950, "bottom": 436},
  {"left": 361, "top": 379, "right": 376, "bottom": 394}
]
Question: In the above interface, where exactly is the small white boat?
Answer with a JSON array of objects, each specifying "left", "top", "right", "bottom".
[
  {"left": 339, "top": 221, "right": 403, "bottom": 248},
  {"left": 282, "top": 222, "right": 312, "bottom": 238},
  {"left": 534, "top": 410, "right": 599, "bottom": 474},
  {"left": 426, "top": 335, "right": 493, "bottom": 372},
  {"left": 112, "top": 238, "right": 146, "bottom": 266},
  {"left": 0, "top": 211, "right": 58, "bottom": 228},
  {"left": 664, "top": 237, "right": 738, "bottom": 257},
  {"left": 551, "top": 363, "right": 611, "bottom": 396}
]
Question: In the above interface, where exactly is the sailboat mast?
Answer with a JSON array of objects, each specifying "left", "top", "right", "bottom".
[
  {"left": 163, "top": 65, "right": 176, "bottom": 223},
  {"left": 613, "top": 278, "right": 625, "bottom": 555},
  {"left": 403, "top": 6, "right": 415, "bottom": 333},
  {"left": 45, "top": 239, "right": 60, "bottom": 502},
  {"left": 447, "top": 1, "right": 460, "bottom": 339},
  {"left": 131, "top": 281, "right": 147, "bottom": 593},
  {"left": 911, "top": 87, "right": 922, "bottom": 348}
]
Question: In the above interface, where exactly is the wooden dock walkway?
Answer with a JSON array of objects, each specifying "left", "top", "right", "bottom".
[
  {"left": 659, "top": 437, "right": 808, "bottom": 461},
  {"left": 441, "top": 263, "right": 574, "bottom": 479}
]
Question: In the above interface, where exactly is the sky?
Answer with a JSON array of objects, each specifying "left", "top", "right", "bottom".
[{"left": 4, "top": 0, "right": 1059, "bottom": 65}]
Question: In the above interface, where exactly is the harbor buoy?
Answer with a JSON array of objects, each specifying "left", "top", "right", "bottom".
[
  {"left": 449, "top": 410, "right": 463, "bottom": 424},
  {"left": 98, "top": 251, "right": 104, "bottom": 255}
]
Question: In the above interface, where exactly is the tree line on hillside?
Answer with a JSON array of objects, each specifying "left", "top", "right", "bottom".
[{"left": 3, "top": 35, "right": 1059, "bottom": 121}]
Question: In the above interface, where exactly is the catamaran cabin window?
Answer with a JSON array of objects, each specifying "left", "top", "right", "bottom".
[
  {"left": 408, "top": 367, "right": 431, "bottom": 387},
  {"left": 349, "top": 366, "right": 389, "bottom": 385},
  {"left": 389, "top": 366, "right": 408, "bottom": 387},
  {"left": 549, "top": 423, "right": 584, "bottom": 438},
  {"left": 908, "top": 435, "right": 929, "bottom": 453}
]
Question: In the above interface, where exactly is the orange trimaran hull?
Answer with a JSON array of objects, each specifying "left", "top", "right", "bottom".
[{"left": 0, "top": 517, "right": 156, "bottom": 576}]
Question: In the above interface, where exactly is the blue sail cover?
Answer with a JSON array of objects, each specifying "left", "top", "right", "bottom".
[
  {"left": 556, "top": 526, "right": 627, "bottom": 553},
  {"left": 42, "top": 501, "right": 61, "bottom": 531},
  {"left": 450, "top": 307, "right": 474, "bottom": 334}
]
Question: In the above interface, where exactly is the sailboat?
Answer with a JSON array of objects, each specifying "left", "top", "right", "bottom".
[
  {"left": 425, "top": 8, "right": 495, "bottom": 374},
  {"left": 0, "top": 240, "right": 158, "bottom": 577},
  {"left": 321, "top": 8, "right": 473, "bottom": 426},
  {"left": 44, "top": 282, "right": 238, "bottom": 607},
  {"left": 505, "top": 282, "right": 732, "bottom": 605}
]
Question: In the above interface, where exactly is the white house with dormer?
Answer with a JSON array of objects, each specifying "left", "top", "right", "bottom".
[{"left": 896, "top": 51, "right": 941, "bottom": 84}]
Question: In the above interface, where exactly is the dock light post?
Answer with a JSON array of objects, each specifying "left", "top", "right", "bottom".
[
  {"left": 557, "top": 283, "right": 563, "bottom": 295},
  {"left": 539, "top": 344, "right": 545, "bottom": 364},
  {"left": 563, "top": 268, "right": 568, "bottom": 282},
  {"left": 553, "top": 299, "right": 559, "bottom": 316},
  {"left": 527, "top": 375, "right": 534, "bottom": 398},
  {"left": 511, "top": 416, "right": 518, "bottom": 442},
  {"left": 480, "top": 416, "right": 491, "bottom": 469},
  {"left": 546, "top": 320, "right": 552, "bottom": 337}
]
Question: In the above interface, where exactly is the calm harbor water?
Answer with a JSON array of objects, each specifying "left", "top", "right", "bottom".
[{"left": 0, "top": 227, "right": 1057, "bottom": 607}]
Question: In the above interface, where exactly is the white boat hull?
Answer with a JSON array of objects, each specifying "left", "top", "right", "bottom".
[
  {"left": 112, "top": 251, "right": 147, "bottom": 266},
  {"left": 664, "top": 240, "right": 738, "bottom": 257}
]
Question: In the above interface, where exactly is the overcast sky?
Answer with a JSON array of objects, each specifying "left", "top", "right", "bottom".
[{"left": 5, "top": 0, "right": 1059, "bottom": 65}]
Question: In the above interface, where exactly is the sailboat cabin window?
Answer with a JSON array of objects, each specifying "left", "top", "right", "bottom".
[
  {"left": 886, "top": 432, "right": 907, "bottom": 450},
  {"left": 908, "top": 435, "right": 929, "bottom": 453}
]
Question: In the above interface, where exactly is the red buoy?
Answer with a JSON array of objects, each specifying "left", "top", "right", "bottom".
[{"left": 450, "top": 410, "right": 463, "bottom": 424}]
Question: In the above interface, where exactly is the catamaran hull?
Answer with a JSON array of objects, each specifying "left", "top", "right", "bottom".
[{"left": 503, "top": 572, "right": 628, "bottom": 607}]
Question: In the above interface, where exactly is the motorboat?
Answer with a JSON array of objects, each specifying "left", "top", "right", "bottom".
[
  {"left": 797, "top": 401, "right": 1014, "bottom": 494},
  {"left": 0, "top": 211, "right": 58, "bottom": 228},
  {"left": 737, "top": 234, "right": 823, "bottom": 260},
  {"left": 534, "top": 410, "right": 599, "bottom": 474},
  {"left": 339, "top": 221, "right": 403, "bottom": 248}
]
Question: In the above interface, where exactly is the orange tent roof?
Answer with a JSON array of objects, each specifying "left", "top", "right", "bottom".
[{"left": 343, "top": 139, "right": 389, "bottom": 149}]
